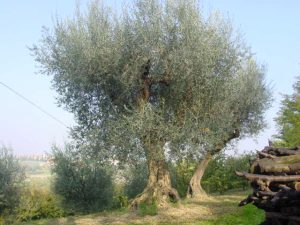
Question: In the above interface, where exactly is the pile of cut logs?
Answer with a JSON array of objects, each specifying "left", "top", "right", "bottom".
[{"left": 236, "top": 145, "right": 300, "bottom": 225}]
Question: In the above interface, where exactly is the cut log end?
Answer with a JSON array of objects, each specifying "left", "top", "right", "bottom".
[{"left": 237, "top": 145, "right": 300, "bottom": 225}]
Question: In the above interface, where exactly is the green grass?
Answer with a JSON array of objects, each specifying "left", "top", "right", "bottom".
[
  {"left": 197, "top": 204, "right": 264, "bottom": 225},
  {"left": 138, "top": 201, "right": 158, "bottom": 216}
]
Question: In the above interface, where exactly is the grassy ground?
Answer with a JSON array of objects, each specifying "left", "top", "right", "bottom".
[
  {"left": 16, "top": 190, "right": 264, "bottom": 225},
  {"left": 15, "top": 160, "right": 264, "bottom": 225}
]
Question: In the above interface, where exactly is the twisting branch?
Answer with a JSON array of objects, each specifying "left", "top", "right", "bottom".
[{"left": 139, "top": 60, "right": 171, "bottom": 104}]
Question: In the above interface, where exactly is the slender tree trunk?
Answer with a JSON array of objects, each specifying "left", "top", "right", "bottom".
[
  {"left": 186, "top": 130, "right": 240, "bottom": 199},
  {"left": 187, "top": 153, "right": 212, "bottom": 199},
  {"left": 131, "top": 145, "right": 180, "bottom": 209}
]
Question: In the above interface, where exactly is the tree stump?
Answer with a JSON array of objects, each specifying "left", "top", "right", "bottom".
[{"left": 236, "top": 146, "right": 300, "bottom": 225}]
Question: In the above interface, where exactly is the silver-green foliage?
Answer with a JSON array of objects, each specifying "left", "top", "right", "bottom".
[
  {"left": 0, "top": 146, "right": 24, "bottom": 214},
  {"left": 32, "top": 0, "right": 271, "bottom": 162},
  {"left": 51, "top": 144, "right": 113, "bottom": 212}
]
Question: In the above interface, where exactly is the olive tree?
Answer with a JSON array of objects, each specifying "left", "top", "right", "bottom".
[
  {"left": 32, "top": 0, "right": 271, "bottom": 206},
  {"left": 0, "top": 146, "right": 24, "bottom": 214}
]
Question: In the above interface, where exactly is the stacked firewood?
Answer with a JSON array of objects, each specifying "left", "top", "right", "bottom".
[{"left": 236, "top": 146, "right": 300, "bottom": 225}]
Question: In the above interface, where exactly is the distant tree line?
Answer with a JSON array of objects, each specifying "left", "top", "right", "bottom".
[{"left": 17, "top": 155, "right": 48, "bottom": 161}]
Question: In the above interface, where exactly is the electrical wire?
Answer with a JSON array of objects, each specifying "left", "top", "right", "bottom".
[{"left": 0, "top": 81, "right": 68, "bottom": 128}]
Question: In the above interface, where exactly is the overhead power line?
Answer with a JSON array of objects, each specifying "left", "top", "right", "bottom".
[{"left": 0, "top": 81, "right": 68, "bottom": 128}]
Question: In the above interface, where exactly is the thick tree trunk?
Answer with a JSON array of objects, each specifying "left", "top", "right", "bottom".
[
  {"left": 131, "top": 61, "right": 179, "bottom": 209},
  {"left": 187, "top": 153, "right": 212, "bottom": 199},
  {"left": 131, "top": 149, "right": 180, "bottom": 209}
]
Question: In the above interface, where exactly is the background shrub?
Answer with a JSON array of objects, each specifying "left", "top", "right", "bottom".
[
  {"left": 170, "top": 160, "right": 196, "bottom": 198},
  {"left": 112, "top": 194, "right": 129, "bottom": 209},
  {"left": 170, "top": 152, "right": 254, "bottom": 197},
  {"left": 202, "top": 152, "right": 254, "bottom": 194},
  {"left": 124, "top": 162, "right": 148, "bottom": 199},
  {"left": 16, "top": 188, "right": 64, "bottom": 222},
  {"left": 0, "top": 145, "right": 24, "bottom": 214},
  {"left": 111, "top": 179, "right": 129, "bottom": 209},
  {"left": 51, "top": 144, "right": 113, "bottom": 212}
]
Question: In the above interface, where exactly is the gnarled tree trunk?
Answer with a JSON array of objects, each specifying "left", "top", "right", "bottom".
[
  {"left": 131, "top": 146, "right": 180, "bottom": 209},
  {"left": 187, "top": 130, "right": 240, "bottom": 198},
  {"left": 187, "top": 153, "right": 212, "bottom": 199},
  {"left": 131, "top": 61, "right": 179, "bottom": 209}
]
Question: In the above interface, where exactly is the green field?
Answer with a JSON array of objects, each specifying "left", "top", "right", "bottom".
[{"left": 19, "top": 159, "right": 52, "bottom": 190}]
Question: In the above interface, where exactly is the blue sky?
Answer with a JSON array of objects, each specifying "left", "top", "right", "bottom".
[{"left": 0, "top": 0, "right": 299, "bottom": 155}]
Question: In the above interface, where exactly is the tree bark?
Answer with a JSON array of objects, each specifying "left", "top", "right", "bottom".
[
  {"left": 187, "top": 153, "right": 212, "bottom": 198},
  {"left": 131, "top": 145, "right": 180, "bottom": 209},
  {"left": 131, "top": 61, "right": 179, "bottom": 209},
  {"left": 187, "top": 129, "right": 240, "bottom": 198}
]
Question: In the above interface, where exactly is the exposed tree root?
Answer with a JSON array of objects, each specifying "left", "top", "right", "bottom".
[{"left": 131, "top": 184, "right": 180, "bottom": 209}]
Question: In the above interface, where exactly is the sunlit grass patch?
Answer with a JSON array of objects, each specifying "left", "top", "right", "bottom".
[{"left": 197, "top": 204, "right": 264, "bottom": 225}]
